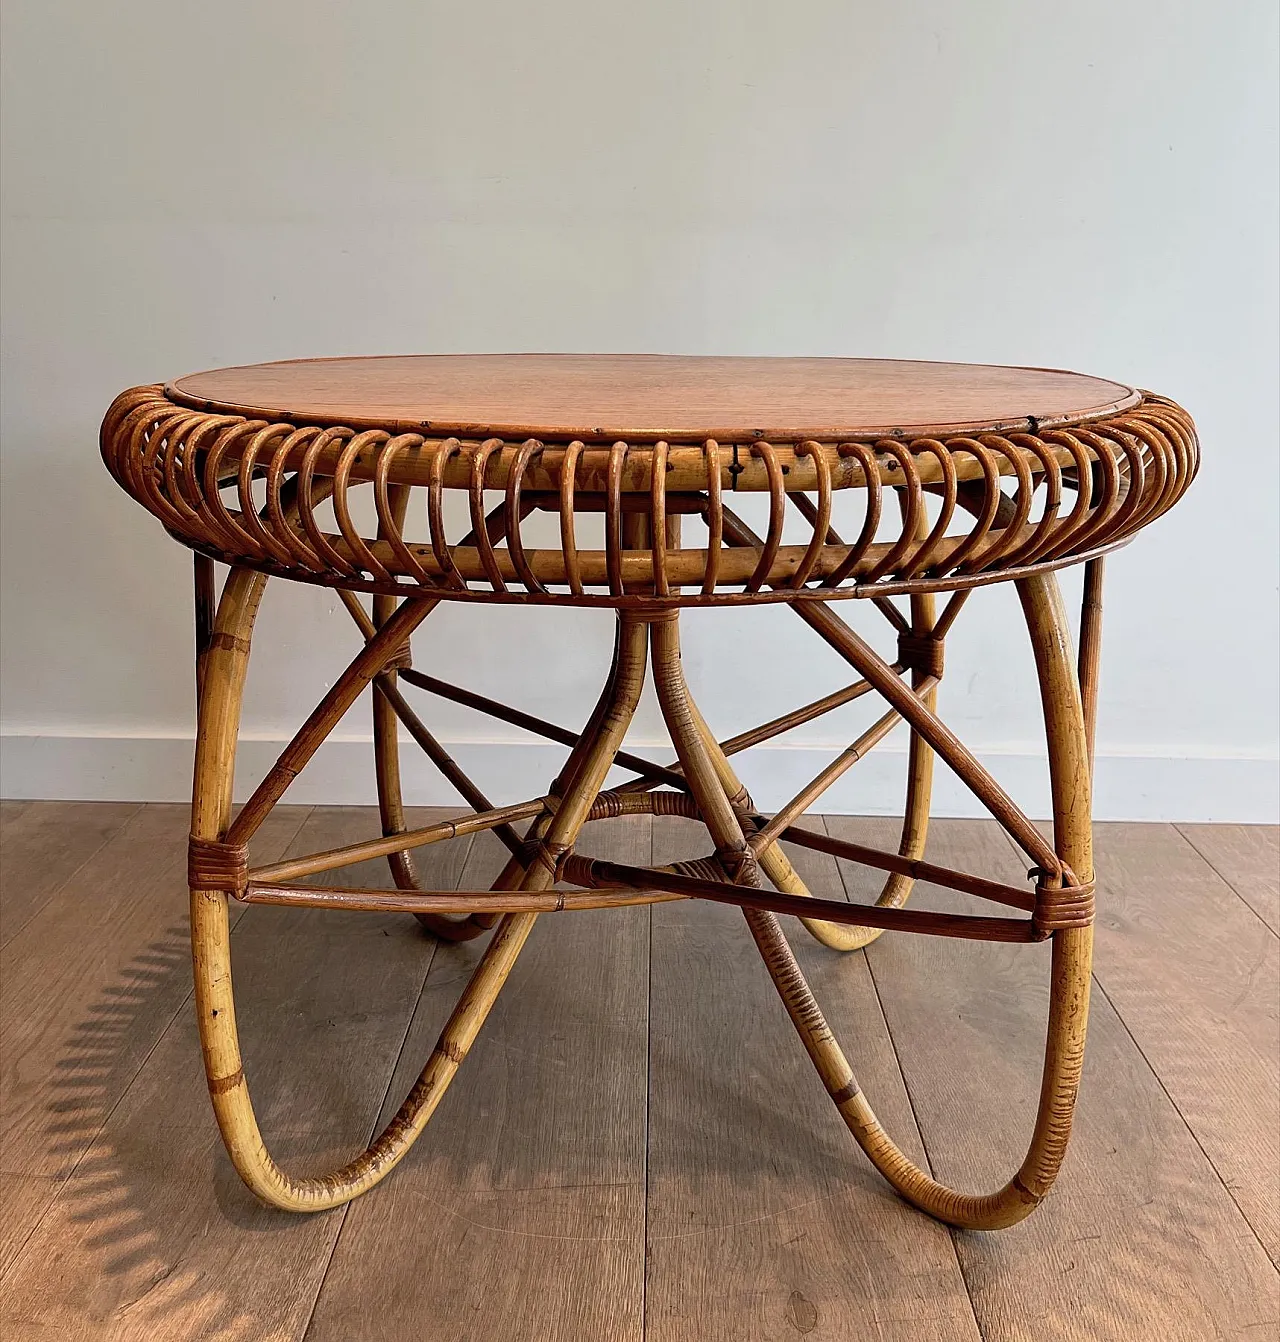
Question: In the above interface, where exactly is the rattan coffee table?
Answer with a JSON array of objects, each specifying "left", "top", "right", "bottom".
[{"left": 102, "top": 354, "right": 1195, "bottom": 1229}]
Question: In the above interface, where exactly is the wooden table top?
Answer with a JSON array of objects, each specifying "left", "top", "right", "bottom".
[{"left": 168, "top": 354, "right": 1139, "bottom": 443}]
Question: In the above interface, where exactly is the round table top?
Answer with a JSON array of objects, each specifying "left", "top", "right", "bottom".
[{"left": 168, "top": 354, "right": 1140, "bottom": 444}]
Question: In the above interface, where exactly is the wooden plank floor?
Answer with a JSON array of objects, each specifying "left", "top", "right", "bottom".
[{"left": 1, "top": 803, "right": 1276, "bottom": 1340}]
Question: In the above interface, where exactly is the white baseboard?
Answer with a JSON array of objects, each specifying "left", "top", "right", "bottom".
[{"left": 2, "top": 733, "right": 1276, "bottom": 823}]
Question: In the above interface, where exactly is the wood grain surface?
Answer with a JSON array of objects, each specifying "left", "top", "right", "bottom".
[
  {"left": 830, "top": 815, "right": 1279, "bottom": 1342},
  {"left": 1086, "top": 822, "right": 1279, "bottom": 1264},
  {"left": 1177, "top": 822, "right": 1280, "bottom": 936},
  {"left": 0, "top": 803, "right": 310, "bottom": 1281},
  {"left": 1, "top": 806, "right": 1276, "bottom": 1339},
  {"left": 168, "top": 354, "right": 1139, "bottom": 442},
  {"left": 306, "top": 818, "right": 651, "bottom": 1342},
  {"left": 0, "top": 807, "right": 469, "bottom": 1340},
  {"left": 0, "top": 801, "right": 142, "bottom": 948},
  {"left": 646, "top": 815, "right": 979, "bottom": 1341}
]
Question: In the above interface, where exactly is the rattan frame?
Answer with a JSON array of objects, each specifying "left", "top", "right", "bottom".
[
  {"left": 100, "top": 375, "right": 1198, "bottom": 1230},
  {"left": 103, "top": 385, "right": 1195, "bottom": 605}
]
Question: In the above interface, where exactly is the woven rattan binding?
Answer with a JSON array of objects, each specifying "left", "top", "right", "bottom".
[
  {"left": 897, "top": 631, "right": 946, "bottom": 678},
  {"left": 1031, "top": 872, "right": 1096, "bottom": 935},
  {"left": 189, "top": 835, "right": 249, "bottom": 894}
]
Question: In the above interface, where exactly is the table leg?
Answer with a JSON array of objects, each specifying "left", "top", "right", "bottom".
[
  {"left": 649, "top": 573, "right": 1092, "bottom": 1230},
  {"left": 188, "top": 566, "right": 647, "bottom": 1212}
]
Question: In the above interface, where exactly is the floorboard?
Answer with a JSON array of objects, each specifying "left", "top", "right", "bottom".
[
  {"left": 0, "top": 803, "right": 309, "bottom": 1280},
  {"left": 0, "top": 801, "right": 143, "bottom": 948},
  {"left": 644, "top": 816, "right": 979, "bottom": 1341},
  {"left": 829, "top": 815, "right": 1279, "bottom": 1342},
  {"left": 1176, "top": 823, "right": 1279, "bottom": 937},
  {"left": 0, "top": 806, "right": 468, "bottom": 1341},
  {"left": 0, "top": 800, "right": 33, "bottom": 827},
  {"left": 305, "top": 817, "right": 651, "bottom": 1342},
  {"left": 2, "top": 803, "right": 1278, "bottom": 1339},
  {"left": 1084, "top": 822, "right": 1279, "bottom": 1265}
]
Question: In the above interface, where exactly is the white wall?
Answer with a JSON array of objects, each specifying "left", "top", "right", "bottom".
[{"left": 2, "top": 1, "right": 1277, "bottom": 821}]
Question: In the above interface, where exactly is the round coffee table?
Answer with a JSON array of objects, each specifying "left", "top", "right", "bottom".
[{"left": 101, "top": 354, "right": 1196, "bottom": 1228}]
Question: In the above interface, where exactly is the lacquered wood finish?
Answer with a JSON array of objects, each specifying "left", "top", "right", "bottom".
[{"left": 167, "top": 354, "right": 1139, "bottom": 442}]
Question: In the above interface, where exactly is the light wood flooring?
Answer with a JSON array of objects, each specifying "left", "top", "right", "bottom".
[{"left": 1, "top": 801, "right": 1276, "bottom": 1340}]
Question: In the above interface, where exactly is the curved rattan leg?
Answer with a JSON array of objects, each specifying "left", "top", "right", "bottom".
[
  {"left": 652, "top": 579, "right": 1092, "bottom": 1230},
  {"left": 465, "top": 607, "right": 649, "bottom": 914},
  {"left": 191, "top": 571, "right": 647, "bottom": 1211}
]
